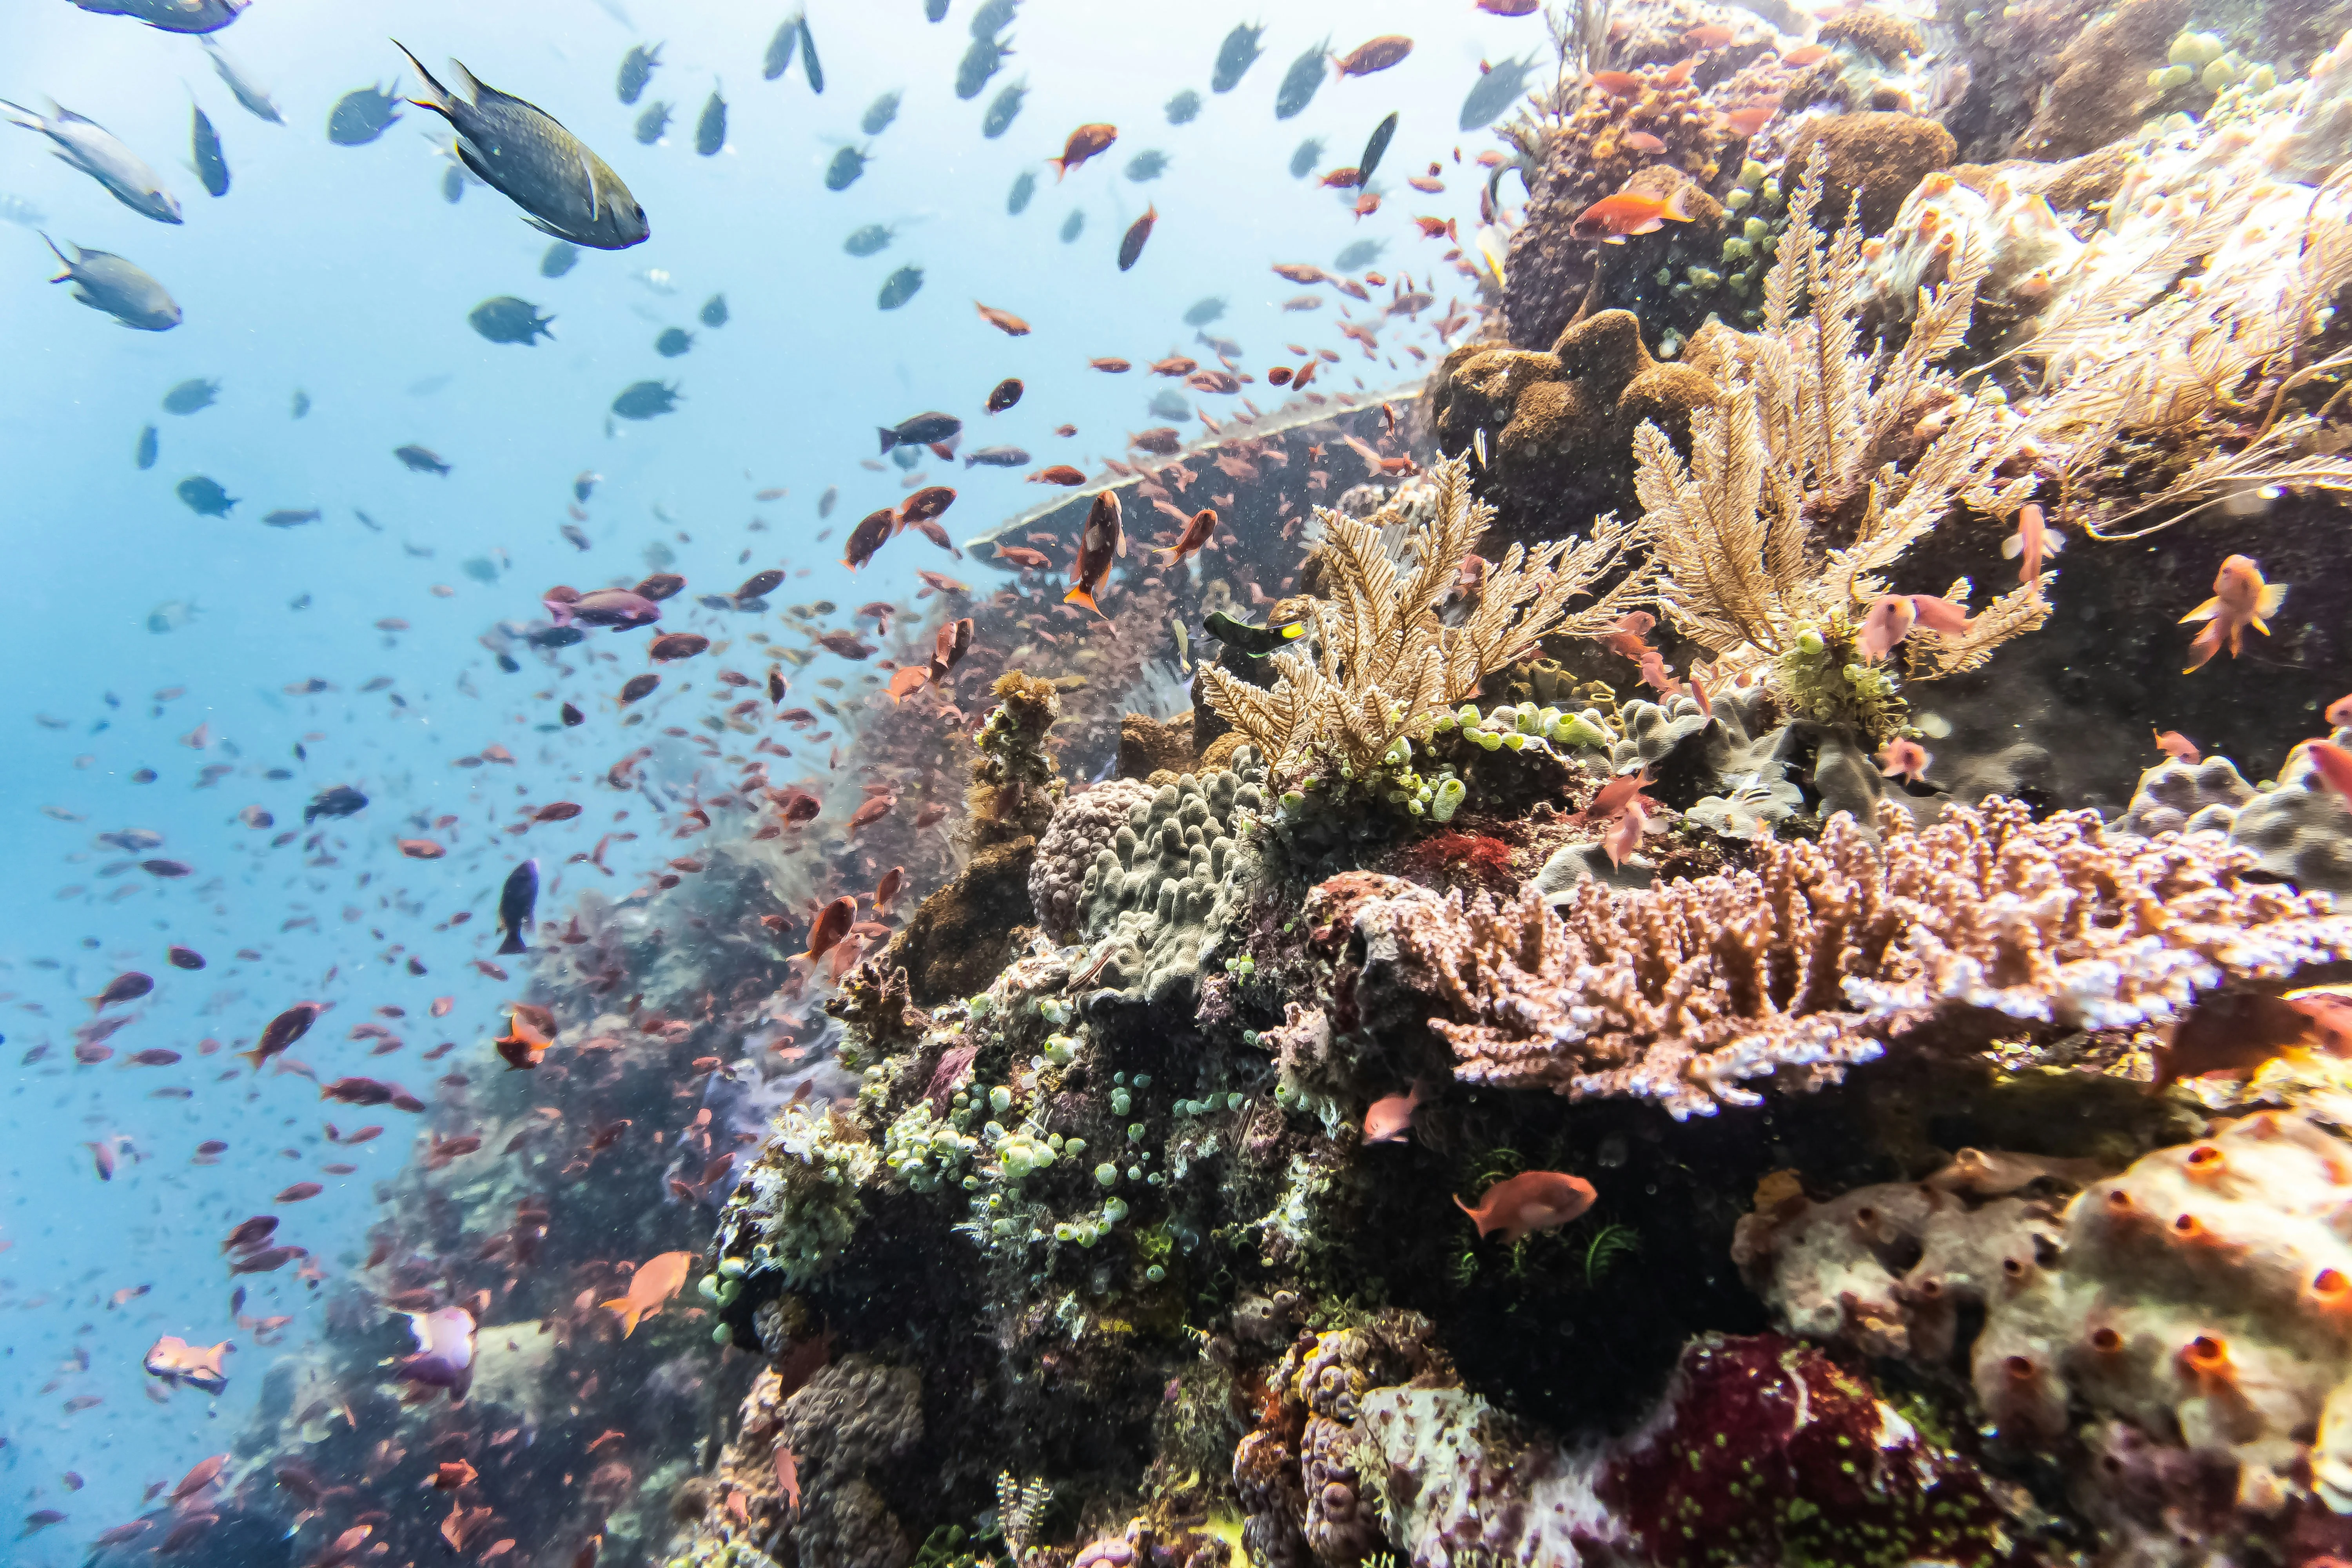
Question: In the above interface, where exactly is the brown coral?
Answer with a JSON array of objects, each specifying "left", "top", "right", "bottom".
[
  {"left": 2017, "top": 0, "right": 2191, "bottom": 159},
  {"left": 1027, "top": 779, "right": 1158, "bottom": 939},
  {"left": 882, "top": 838, "right": 1038, "bottom": 1006},
  {"left": 967, "top": 670, "right": 1064, "bottom": 850},
  {"left": 1785, "top": 112, "right": 1958, "bottom": 234},
  {"left": 1345, "top": 798, "right": 2352, "bottom": 1119},
  {"left": 1818, "top": 7, "right": 1924, "bottom": 61},
  {"left": 1431, "top": 310, "right": 1719, "bottom": 544}
]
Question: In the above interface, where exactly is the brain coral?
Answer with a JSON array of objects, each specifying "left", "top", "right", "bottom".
[{"left": 1029, "top": 779, "right": 1158, "bottom": 938}]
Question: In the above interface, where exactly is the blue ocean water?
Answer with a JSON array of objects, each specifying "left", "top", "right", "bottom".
[{"left": 0, "top": 2, "right": 1495, "bottom": 1558}]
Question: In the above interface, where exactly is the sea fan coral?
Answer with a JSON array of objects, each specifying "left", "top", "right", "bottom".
[
  {"left": 1347, "top": 797, "right": 2352, "bottom": 1118},
  {"left": 1640, "top": 162, "right": 2051, "bottom": 702},
  {"left": 1198, "top": 453, "right": 1651, "bottom": 774}
]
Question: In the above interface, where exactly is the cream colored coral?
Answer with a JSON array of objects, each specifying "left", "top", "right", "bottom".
[
  {"left": 1198, "top": 453, "right": 1650, "bottom": 773},
  {"left": 1347, "top": 797, "right": 2352, "bottom": 1118}
]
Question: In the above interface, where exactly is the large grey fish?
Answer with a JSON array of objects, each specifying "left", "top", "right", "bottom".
[
  {"left": 982, "top": 80, "right": 1025, "bottom": 138},
  {"left": 396, "top": 45, "right": 648, "bottom": 250},
  {"left": 862, "top": 91, "right": 900, "bottom": 136},
  {"left": 1459, "top": 54, "right": 1539, "bottom": 132},
  {"left": 617, "top": 42, "right": 661, "bottom": 105},
  {"left": 957, "top": 34, "right": 1013, "bottom": 100},
  {"left": 75, "top": 0, "right": 247, "bottom": 34},
  {"left": 1274, "top": 40, "right": 1328, "bottom": 119},
  {"left": 198, "top": 36, "right": 283, "bottom": 123},
  {"left": 962, "top": 445, "right": 1030, "bottom": 468},
  {"left": 190, "top": 103, "right": 228, "bottom": 196},
  {"left": 695, "top": 86, "right": 726, "bottom": 155},
  {"left": 0, "top": 101, "right": 181, "bottom": 223},
  {"left": 327, "top": 83, "right": 403, "bottom": 145},
  {"left": 762, "top": 17, "right": 799, "bottom": 81},
  {"left": 40, "top": 235, "right": 181, "bottom": 330},
  {"left": 1211, "top": 22, "right": 1264, "bottom": 93}
]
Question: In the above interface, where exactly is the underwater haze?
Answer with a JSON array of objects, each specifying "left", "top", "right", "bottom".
[{"left": 11, "top": 0, "right": 2352, "bottom": 1564}]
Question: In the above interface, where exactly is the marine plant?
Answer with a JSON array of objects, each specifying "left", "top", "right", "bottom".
[
  {"left": 1637, "top": 162, "right": 2052, "bottom": 719},
  {"left": 1198, "top": 453, "right": 1652, "bottom": 778}
]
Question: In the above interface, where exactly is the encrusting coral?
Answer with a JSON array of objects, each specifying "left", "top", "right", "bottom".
[
  {"left": 1198, "top": 453, "right": 1651, "bottom": 777},
  {"left": 1738, "top": 1107, "right": 2352, "bottom": 1534},
  {"left": 1347, "top": 797, "right": 2352, "bottom": 1118},
  {"left": 1028, "top": 778, "right": 1160, "bottom": 939}
]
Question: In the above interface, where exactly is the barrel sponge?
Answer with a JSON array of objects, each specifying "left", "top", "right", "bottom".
[
  {"left": 1743, "top": 1111, "right": 2352, "bottom": 1518},
  {"left": 1029, "top": 779, "right": 1158, "bottom": 938},
  {"left": 1785, "top": 112, "right": 1958, "bottom": 233},
  {"left": 1073, "top": 753, "right": 1267, "bottom": 1008}
]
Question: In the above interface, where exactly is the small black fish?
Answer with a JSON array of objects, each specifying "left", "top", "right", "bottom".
[
  {"left": 304, "top": 784, "right": 368, "bottom": 824},
  {"left": 1275, "top": 40, "right": 1330, "bottom": 120},
  {"left": 861, "top": 90, "right": 900, "bottom": 135},
  {"left": 982, "top": 79, "right": 1025, "bottom": 138},
  {"left": 763, "top": 17, "right": 799, "bottom": 80},
  {"left": 162, "top": 377, "right": 218, "bottom": 414},
  {"left": 1359, "top": 111, "right": 1399, "bottom": 185},
  {"left": 700, "top": 292, "right": 728, "bottom": 327},
  {"left": 1204, "top": 610, "right": 1305, "bottom": 657},
  {"left": 191, "top": 103, "right": 229, "bottom": 196},
  {"left": 736, "top": 568, "right": 784, "bottom": 600},
  {"left": 956, "top": 33, "right": 1011, "bottom": 100},
  {"left": 618, "top": 42, "right": 662, "bottom": 105},
  {"left": 825, "top": 145, "right": 867, "bottom": 190},
  {"left": 468, "top": 296, "right": 554, "bottom": 345},
  {"left": 176, "top": 475, "right": 235, "bottom": 516},
  {"left": 326, "top": 83, "right": 403, "bottom": 145},
  {"left": 800, "top": 16, "right": 823, "bottom": 93},
  {"left": 497, "top": 858, "right": 539, "bottom": 955},
  {"left": 541, "top": 240, "right": 579, "bottom": 278},
  {"left": 1007, "top": 169, "right": 1035, "bottom": 214},
  {"left": 1211, "top": 22, "right": 1265, "bottom": 92},
  {"left": 135, "top": 424, "right": 158, "bottom": 469},
  {"left": 1165, "top": 88, "right": 1201, "bottom": 126},
  {"left": 695, "top": 86, "right": 726, "bottom": 155},
  {"left": 879, "top": 411, "right": 961, "bottom": 452},
  {"left": 655, "top": 326, "right": 692, "bottom": 356},
  {"left": 634, "top": 100, "right": 671, "bottom": 145},
  {"left": 985, "top": 377, "right": 1023, "bottom": 413},
  {"left": 1289, "top": 138, "right": 1324, "bottom": 179},
  {"left": 878, "top": 264, "right": 923, "bottom": 309},
  {"left": 963, "top": 445, "right": 1030, "bottom": 467},
  {"left": 612, "top": 380, "right": 681, "bottom": 419},
  {"left": 290, "top": 389, "right": 311, "bottom": 418},
  {"left": 529, "top": 624, "right": 585, "bottom": 649},
  {"left": 394, "top": 444, "right": 450, "bottom": 475},
  {"left": 1059, "top": 209, "right": 1084, "bottom": 243},
  {"left": 560, "top": 701, "right": 583, "bottom": 726},
  {"left": 1118, "top": 205, "right": 1156, "bottom": 271}
]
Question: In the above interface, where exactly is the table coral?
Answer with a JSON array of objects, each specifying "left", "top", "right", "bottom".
[{"left": 1347, "top": 797, "right": 2352, "bottom": 1118}]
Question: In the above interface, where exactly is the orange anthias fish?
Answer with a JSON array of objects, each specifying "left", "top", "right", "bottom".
[
  {"left": 975, "top": 302, "right": 1030, "bottom": 336},
  {"left": 801, "top": 896, "right": 858, "bottom": 962},
  {"left": 1878, "top": 738, "right": 1933, "bottom": 783},
  {"left": 1065, "top": 490, "right": 1124, "bottom": 620},
  {"left": 1363, "top": 1081, "right": 1425, "bottom": 1145},
  {"left": 1604, "top": 799, "right": 1648, "bottom": 867},
  {"left": 143, "top": 1335, "right": 233, "bottom": 1393},
  {"left": 2001, "top": 502, "right": 2064, "bottom": 590},
  {"left": 1571, "top": 184, "right": 1701, "bottom": 241},
  {"left": 2296, "top": 739, "right": 2352, "bottom": 807},
  {"left": 1049, "top": 122, "right": 1118, "bottom": 179},
  {"left": 1157, "top": 508, "right": 1218, "bottom": 564},
  {"left": 2288, "top": 985, "right": 2352, "bottom": 1054},
  {"left": 1572, "top": 766, "right": 1652, "bottom": 826},
  {"left": 600, "top": 1251, "right": 693, "bottom": 1339},
  {"left": 2153, "top": 729, "right": 2200, "bottom": 762},
  {"left": 495, "top": 1005, "right": 554, "bottom": 1071},
  {"left": 1855, "top": 593, "right": 1918, "bottom": 661},
  {"left": 1454, "top": 1171, "right": 1597, "bottom": 1243},
  {"left": 886, "top": 666, "right": 932, "bottom": 704},
  {"left": 1027, "top": 465, "right": 1087, "bottom": 486},
  {"left": 2327, "top": 692, "right": 2352, "bottom": 729},
  {"left": 2181, "top": 554, "right": 2287, "bottom": 672}
]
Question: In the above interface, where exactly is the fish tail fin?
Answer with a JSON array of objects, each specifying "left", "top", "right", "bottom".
[
  {"left": 497, "top": 932, "right": 526, "bottom": 956},
  {"left": 2258, "top": 582, "right": 2289, "bottom": 617},
  {"left": 599, "top": 1298, "right": 641, "bottom": 1337},
  {"left": 2183, "top": 621, "right": 2224, "bottom": 673},
  {"left": 2178, "top": 596, "right": 2222, "bottom": 624},
  {"left": 0, "top": 98, "right": 40, "bottom": 131},
  {"left": 391, "top": 43, "right": 455, "bottom": 117},
  {"left": 876, "top": 428, "right": 897, "bottom": 454},
  {"left": 1063, "top": 586, "right": 1100, "bottom": 615},
  {"left": 1451, "top": 1194, "right": 1486, "bottom": 1234},
  {"left": 35, "top": 230, "right": 69, "bottom": 281}
]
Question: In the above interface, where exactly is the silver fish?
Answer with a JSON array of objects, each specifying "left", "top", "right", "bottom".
[
  {"left": 0, "top": 100, "right": 181, "bottom": 223},
  {"left": 395, "top": 44, "right": 648, "bottom": 250},
  {"left": 198, "top": 36, "right": 284, "bottom": 124},
  {"left": 40, "top": 235, "right": 181, "bottom": 330}
]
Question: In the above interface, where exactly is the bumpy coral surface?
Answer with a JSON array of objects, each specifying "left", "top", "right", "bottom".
[
  {"left": 1030, "top": 779, "right": 1160, "bottom": 939},
  {"left": 1785, "top": 111, "right": 1958, "bottom": 233},
  {"left": 1743, "top": 1109, "right": 2352, "bottom": 1537},
  {"left": 1075, "top": 757, "right": 1267, "bottom": 1007},
  {"left": 1349, "top": 798, "right": 2352, "bottom": 1117}
]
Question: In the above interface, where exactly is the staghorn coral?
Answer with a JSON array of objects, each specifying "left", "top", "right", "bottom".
[
  {"left": 1347, "top": 797, "right": 2352, "bottom": 1118},
  {"left": 1199, "top": 454, "right": 1651, "bottom": 776},
  {"left": 1029, "top": 779, "right": 1160, "bottom": 939},
  {"left": 1640, "top": 161, "right": 2051, "bottom": 715},
  {"left": 1738, "top": 1107, "right": 2352, "bottom": 1532}
]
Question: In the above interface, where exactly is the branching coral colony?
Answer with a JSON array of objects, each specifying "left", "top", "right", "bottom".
[
  {"left": 1197, "top": 452, "right": 1652, "bottom": 779},
  {"left": 1640, "top": 162, "right": 2052, "bottom": 735}
]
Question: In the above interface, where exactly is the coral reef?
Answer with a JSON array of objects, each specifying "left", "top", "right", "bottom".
[
  {"left": 1429, "top": 310, "right": 1722, "bottom": 543},
  {"left": 1073, "top": 756, "right": 1268, "bottom": 1009},
  {"left": 969, "top": 670, "right": 1066, "bottom": 849},
  {"left": 2116, "top": 723, "right": 2352, "bottom": 895},
  {"left": 1348, "top": 797, "right": 2352, "bottom": 1117},
  {"left": 1785, "top": 111, "right": 1960, "bottom": 233},
  {"left": 1030, "top": 779, "right": 1161, "bottom": 940},
  {"left": 885, "top": 838, "right": 1041, "bottom": 1005}
]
